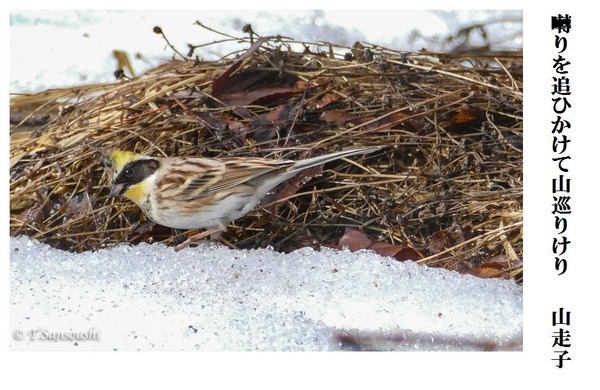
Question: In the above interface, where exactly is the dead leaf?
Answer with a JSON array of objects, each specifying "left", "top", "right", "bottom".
[
  {"left": 314, "top": 93, "right": 342, "bottom": 109},
  {"left": 295, "top": 77, "right": 330, "bottom": 90},
  {"left": 442, "top": 108, "right": 484, "bottom": 133},
  {"left": 211, "top": 37, "right": 272, "bottom": 95},
  {"left": 319, "top": 110, "right": 356, "bottom": 124},
  {"left": 338, "top": 228, "right": 373, "bottom": 251},
  {"left": 470, "top": 262, "right": 504, "bottom": 278},
  {"left": 64, "top": 193, "right": 92, "bottom": 218},
  {"left": 250, "top": 105, "right": 293, "bottom": 142},
  {"left": 368, "top": 241, "right": 421, "bottom": 261},
  {"left": 195, "top": 112, "right": 247, "bottom": 133},
  {"left": 217, "top": 84, "right": 301, "bottom": 106},
  {"left": 360, "top": 112, "right": 407, "bottom": 131},
  {"left": 428, "top": 229, "right": 450, "bottom": 254},
  {"left": 336, "top": 228, "right": 422, "bottom": 261},
  {"left": 261, "top": 166, "right": 323, "bottom": 210}
]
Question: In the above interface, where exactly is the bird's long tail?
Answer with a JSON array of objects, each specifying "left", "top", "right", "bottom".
[{"left": 290, "top": 146, "right": 381, "bottom": 173}]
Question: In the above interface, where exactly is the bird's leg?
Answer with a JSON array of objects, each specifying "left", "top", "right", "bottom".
[
  {"left": 174, "top": 226, "right": 224, "bottom": 251},
  {"left": 174, "top": 221, "right": 229, "bottom": 252}
]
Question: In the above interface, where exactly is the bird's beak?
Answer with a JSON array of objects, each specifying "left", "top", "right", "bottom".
[{"left": 110, "top": 183, "right": 125, "bottom": 197}]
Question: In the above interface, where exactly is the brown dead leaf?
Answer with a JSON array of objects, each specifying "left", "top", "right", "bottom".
[
  {"left": 251, "top": 213, "right": 273, "bottom": 229},
  {"left": 195, "top": 112, "right": 248, "bottom": 135},
  {"left": 250, "top": 105, "right": 293, "bottom": 142},
  {"left": 211, "top": 37, "right": 272, "bottom": 95},
  {"left": 261, "top": 166, "right": 323, "bottom": 211},
  {"left": 360, "top": 112, "right": 407, "bottom": 131},
  {"left": 314, "top": 93, "right": 342, "bottom": 109},
  {"left": 336, "top": 228, "right": 422, "bottom": 261},
  {"left": 319, "top": 109, "right": 356, "bottom": 124},
  {"left": 469, "top": 254, "right": 522, "bottom": 279},
  {"left": 219, "top": 85, "right": 301, "bottom": 106},
  {"left": 133, "top": 220, "right": 158, "bottom": 234},
  {"left": 64, "top": 192, "right": 93, "bottom": 218},
  {"left": 253, "top": 105, "right": 292, "bottom": 125},
  {"left": 470, "top": 262, "right": 504, "bottom": 278},
  {"left": 338, "top": 228, "right": 373, "bottom": 251},
  {"left": 295, "top": 77, "right": 330, "bottom": 91},
  {"left": 442, "top": 108, "right": 484, "bottom": 133},
  {"left": 368, "top": 241, "right": 421, "bottom": 261},
  {"left": 428, "top": 229, "right": 450, "bottom": 254},
  {"left": 214, "top": 70, "right": 270, "bottom": 98}
]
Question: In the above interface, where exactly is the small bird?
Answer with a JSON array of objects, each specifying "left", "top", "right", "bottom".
[{"left": 104, "top": 147, "right": 379, "bottom": 250}]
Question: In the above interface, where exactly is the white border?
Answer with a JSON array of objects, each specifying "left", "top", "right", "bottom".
[{"left": 4, "top": 1, "right": 597, "bottom": 388}]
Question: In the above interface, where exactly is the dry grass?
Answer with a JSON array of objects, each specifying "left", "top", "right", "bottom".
[{"left": 10, "top": 34, "right": 523, "bottom": 283}]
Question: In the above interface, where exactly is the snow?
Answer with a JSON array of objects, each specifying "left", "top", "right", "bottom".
[
  {"left": 10, "top": 236, "right": 522, "bottom": 351},
  {"left": 9, "top": 10, "right": 522, "bottom": 93}
]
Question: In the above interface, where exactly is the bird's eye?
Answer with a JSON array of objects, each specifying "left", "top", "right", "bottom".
[{"left": 124, "top": 167, "right": 134, "bottom": 178}]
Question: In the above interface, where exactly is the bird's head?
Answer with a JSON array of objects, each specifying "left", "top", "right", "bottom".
[{"left": 104, "top": 150, "right": 159, "bottom": 206}]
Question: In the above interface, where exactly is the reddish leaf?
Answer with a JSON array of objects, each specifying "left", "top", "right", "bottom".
[
  {"left": 314, "top": 93, "right": 342, "bottom": 109},
  {"left": 335, "top": 228, "right": 422, "bottom": 261},
  {"left": 368, "top": 242, "right": 421, "bottom": 261},
  {"left": 195, "top": 112, "right": 231, "bottom": 130},
  {"left": 428, "top": 229, "right": 450, "bottom": 254},
  {"left": 252, "top": 105, "right": 291, "bottom": 125},
  {"left": 450, "top": 107, "right": 479, "bottom": 124},
  {"left": 251, "top": 213, "right": 272, "bottom": 228},
  {"left": 295, "top": 77, "right": 330, "bottom": 90},
  {"left": 470, "top": 262, "right": 504, "bottom": 278},
  {"left": 194, "top": 112, "right": 248, "bottom": 135},
  {"left": 250, "top": 105, "right": 293, "bottom": 142},
  {"left": 319, "top": 109, "right": 356, "bottom": 124},
  {"left": 218, "top": 85, "right": 301, "bottom": 106},
  {"left": 64, "top": 192, "right": 92, "bottom": 218},
  {"left": 338, "top": 228, "right": 373, "bottom": 251},
  {"left": 360, "top": 112, "right": 407, "bottom": 131},
  {"left": 212, "top": 37, "right": 272, "bottom": 95},
  {"left": 489, "top": 253, "right": 523, "bottom": 269},
  {"left": 442, "top": 108, "right": 484, "bottom": 133},
  {"left": 394, "top": 247, "right": 422, "bottom": 261},
  {"left": 213, "top": 71, "right": 271, "bottom": 97},
  {"left": 133, "top": 220, "right": 157, "bottom": 234},
  {"left": 469, "top": 254, "right": 522, "bottom": 279},
  {"left": 261, "top": 166, "right": 323, "bottom": 210}
]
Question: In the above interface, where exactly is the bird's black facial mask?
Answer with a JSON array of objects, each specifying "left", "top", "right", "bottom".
[{"left": 111, "top": 159, "right": 160, "bottom": 196}]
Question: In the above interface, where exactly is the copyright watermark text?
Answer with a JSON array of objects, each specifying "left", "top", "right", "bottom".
[{"left": 12, "top": 328, "right": 100, "bottom": 342}]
